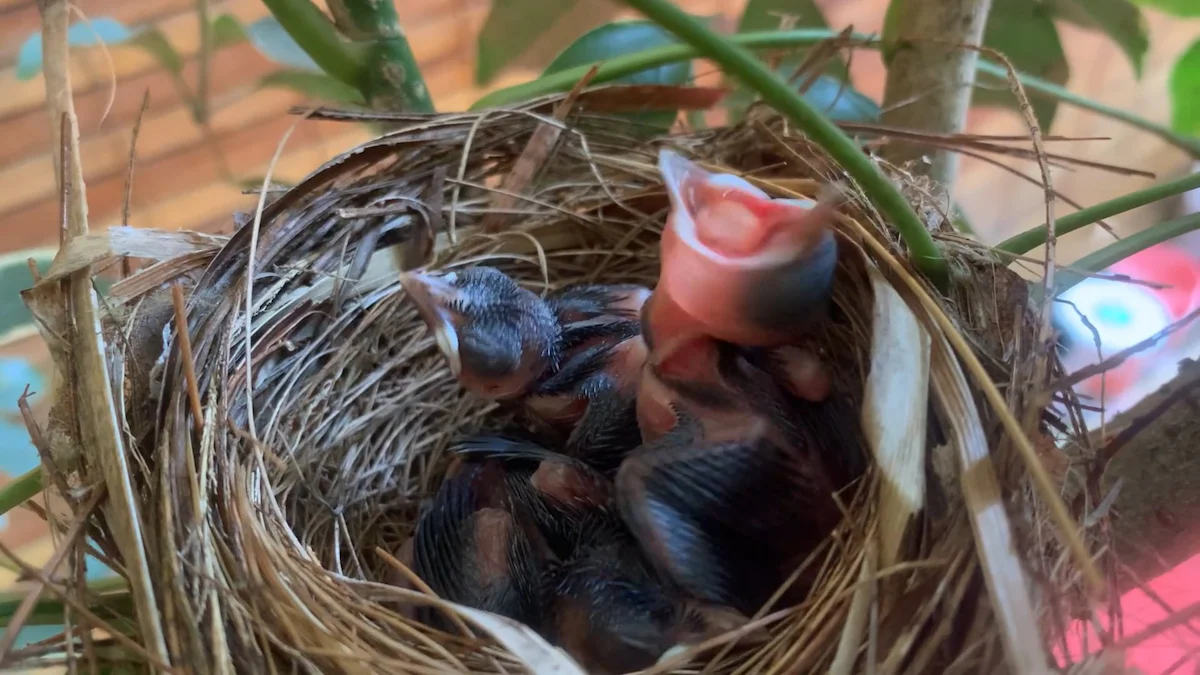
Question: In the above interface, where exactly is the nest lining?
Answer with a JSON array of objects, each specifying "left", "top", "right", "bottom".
[{"left": 20, "top": 99, "right": 1109, "bottom": 674}]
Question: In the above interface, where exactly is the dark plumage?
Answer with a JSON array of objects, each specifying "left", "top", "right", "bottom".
[
  {"left": 450, "top": 434, "right": 742, "bottom": 674},
  {"left": 621, "top": 334, "right": 864, "bottom": 616},
  {"left": 400, "top": 266, "right": 562, "bottom": 400},
  {"left": 408, "top": 456, "right": 550, "bottom": 632},
  {"left": 528, "top": 283, "right": 651, "bottom": 476},
  {"left": 403, "top": 265, "right": 649, "bottom": 476}
]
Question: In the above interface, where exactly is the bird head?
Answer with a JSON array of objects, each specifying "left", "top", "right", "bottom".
[
  {"left": 400, "top": 266, "right": 560, "bottom": 400},
  {"left": 651, "top": 148, "right": 841, "bottom": 350}
]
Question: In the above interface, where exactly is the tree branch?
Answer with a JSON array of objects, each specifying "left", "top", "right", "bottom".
[
  {"left": 1103, "top": 359, "right": 1200, "bottom": 589},
  {"left": 880, "top": 0, "right": 993, "bottom": 190}
]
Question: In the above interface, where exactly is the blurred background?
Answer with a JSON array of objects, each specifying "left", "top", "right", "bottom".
[{"left": 1, "top": 0, "right": 1198, "bottom": 670}]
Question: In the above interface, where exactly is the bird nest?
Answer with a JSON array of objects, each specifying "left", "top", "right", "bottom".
[{"left": 17, "top": 95, "right": 1115, "bottom": 674}]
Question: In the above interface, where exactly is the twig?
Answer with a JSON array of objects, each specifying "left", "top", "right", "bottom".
[
  {"left": 171, "top": 284, "right": 205, "bottom": 435},
  {"left": 36, "top": 0, "right": 170, "bottom": 661},
  {"left": 968, "top": 42, "right": 1060, "bottom": 447},
  {"left": 121, "top": 90, "right": 150, "bottom": 229},
  {"left": 862, "top": 127, "right": 1154, "bottom": 178},
  {"left": 1110, "top": 601, "right": 1200, "bottom": 651},
  {"left": 27, "top": 259, "right": 42, "bottom": 283},
  {"left": 0, "top": 486, "right": 105, "bottom": 665},
  {"left": 482, "top": 65, "right": 599, "bottom": 234},
  {"left": 245, "top": 111, "right": 311, "bottom": 439},
  {"left": 66, "top": 6, "right": 117, "bottom": 129},
  {"left": 1119, "top": 562, "right": 1200, "bottom": 641},
  {"left": 929, "top": 144, "right": 1118, "bottom": 241},
  {"left": 18, "top": 386, "right": 74, "bottom": 506},
  {"left": 120, "top": 90, "right": 150, "bottom": 278},
  {"left": 0, "top": 542, "right": 170, "bottom": 673},
  {"left": 1050, "top": 309, "right": 1200, "bottom": 393}
]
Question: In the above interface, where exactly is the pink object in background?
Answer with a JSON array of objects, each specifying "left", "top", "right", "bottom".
[
  {"left": 1061, "top": 552, "right": 1200, "bottom": 673},
  {"left": 1056, "top": 241, "right": 1200, "bottom": 426}
]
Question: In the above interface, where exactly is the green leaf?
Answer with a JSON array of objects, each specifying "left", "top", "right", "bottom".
[
  {"left": 974, "top": 0, "right": 1069, "bottom": 132},
  {"left": 258, "top": 69, "right": 366, "bottom": 105},
  {"left": 245, "top": 16, "right": 321, "bottom": 71},
  {"left": 1170, "top": 39, "right": 1200, "bottom": 134},
  {"left": 476, "top": 0, "right": 580, "bottom": 85},
  {"left": 738, "top": 0, "right": 844, "bottom": 80},
  {"left": 726, "top": 71, "right": 879, "bottom": 124},
  {"left": 800, "top": 74, "right": 880, "bottom": 122},
  {"left": 1049, "top": 0, "right": 1149, "bottom": 77},
  {"left": 129, "top": 28, "right": 184, "bottom": 75},
  {"left": 544, "top": 20, "right": 692, "bottom": 131},
  {"left": 211, "top": 13, "right": 248, "bottom": 51},
  {"left": 0, "top": 251, "right": 54, "bottom": 339},
  {"left": 1128, "top": 0, "right": 1200, "bottom": 16}
]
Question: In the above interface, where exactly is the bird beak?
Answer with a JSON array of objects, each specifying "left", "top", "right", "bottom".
[
  {"left": 653, "top": 149, "right": 842, "bottom": 346},
  {"left": 400, "top": 270, "right": 463, "bottom": 377},
  {"left": 658, "top": 148, "right": 836, "bottom": 264}
]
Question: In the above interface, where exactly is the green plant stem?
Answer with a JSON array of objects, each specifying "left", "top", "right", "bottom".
[
  {"left": 973, "top": 60, "right": 1200, "bottom": 158},
  {"left": 608, "top": 0, "right": 948, "bottom": 287},
  {"left": 325, "top": 0, "right": 433, "bottom": 112},
  {"left": 998, "top": 172, "right": 1200, "bottom": 255},
  {"left": 471, "top": 29, "right": 1200, "bottom": 159},
  {"left": 471, "top": 29, "right": 839, "bottom": 109},
  {"left": 1056, "top": 212, "right": 1200, "bottom": 294},
  {"left": 0, "top": 468, "right": 42, "bottom": 518},
  {"left": 259, "top": 0, "right": 368, "bottom": 90}
]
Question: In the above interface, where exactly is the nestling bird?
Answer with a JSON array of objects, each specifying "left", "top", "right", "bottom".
[
  {"left": 401, "top": 266, "right": 649, "bottom": 475},
  {"left": 620, "top": 328, "right": 864, "bottom": 617},
  {"left": 454, "top": 435, "right": 748, "bottom": 674},
  {"left": 642, "top": 148, "right": 843, "bottom": 405},
  {"left": 408, "top": 453, "right": 551, "bottom": 632},
  {"left": 643, "top": 148, "right": 837, "bottom": 380},
  {"left": 399, "top": 266, "right": 562, "bottom": 401},
  {"left": 529, "top": 283, "right": 652, "bottom": 476}
]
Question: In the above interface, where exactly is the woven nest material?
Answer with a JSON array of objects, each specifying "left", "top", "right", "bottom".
[{"left": 20, "top": 96, "right": 1117, "bottom": 674}]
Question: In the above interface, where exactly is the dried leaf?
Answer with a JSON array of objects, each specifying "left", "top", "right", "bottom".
[
  {"left": 482, "top": 66, "right": 597, "bottom": 234},
  {"left": 43, "top": 227, "right": 228, "bottom": 285},
  {"left": 862, "top": 264, "right": 930, "bottom": 567},
  {"left": 928, "top": 332, "right": 1050, "bottom": 674}
]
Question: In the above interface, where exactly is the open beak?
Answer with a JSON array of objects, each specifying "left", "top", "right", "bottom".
[
  {"left": 400, "top": 270, "right": 463, "bottom": 377},
  {"left": 658, "top": 148, "right": 837, "bottom": 266},
  {"left": 653, "top": 149, "right": 841, "bottom": 346}
]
